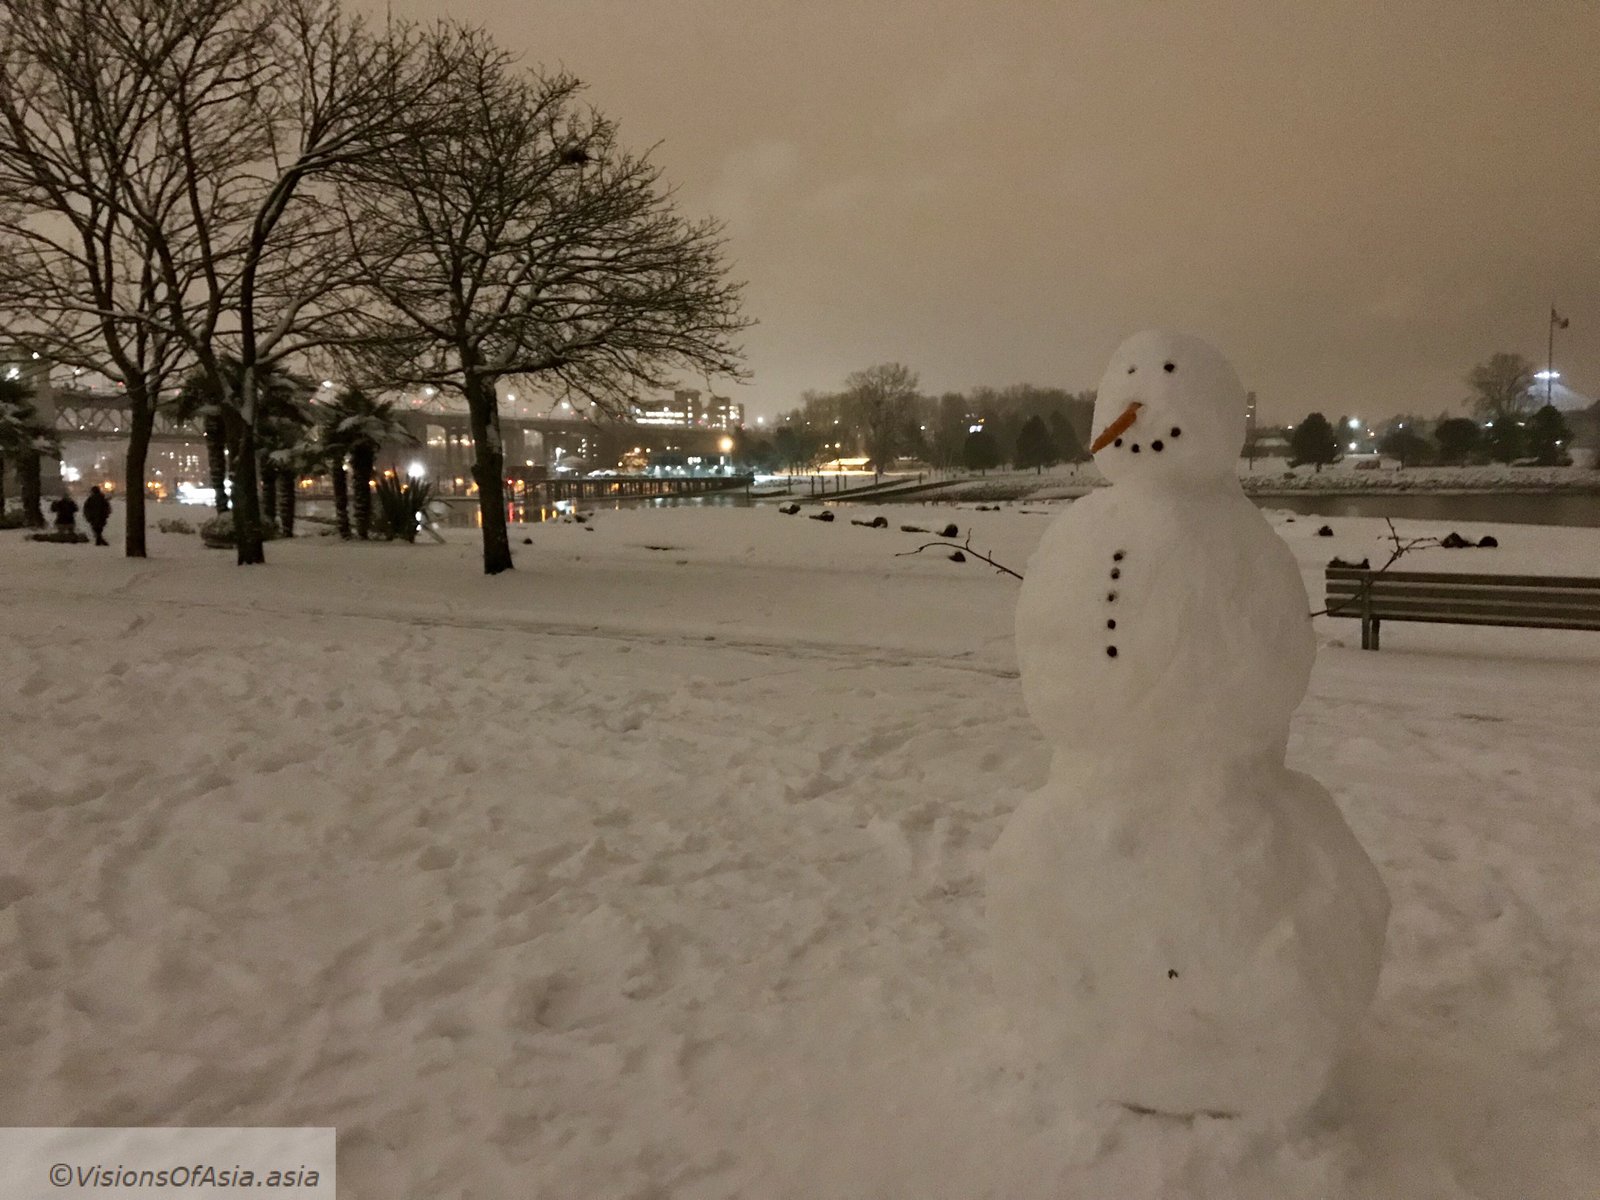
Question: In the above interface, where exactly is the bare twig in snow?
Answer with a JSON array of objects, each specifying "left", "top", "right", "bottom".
[{"left": 896, "top": 532, "right": 1024, "bottom": 580}]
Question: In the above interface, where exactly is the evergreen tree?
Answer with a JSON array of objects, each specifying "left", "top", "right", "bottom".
[
  {"left": 1433, "top": 417, "right": 1480, "bottom": 465},
  {"left": 0, "top": 376, "right": 60, "bottom": 525},
  {"left": 1014, "top": 415, "right": 1058, "bottom": 474},
  {"left": 963, "top": 428, "right": 1002, "bottom": 474},
  {"left": 1377, "top": 426, "right": 1430, "bottom": 468},
  {"left": 1288, "top": 412, "right": 1339, "bottom": 472},
  {"left": 1048, "top": 409, "right": 1090, "bottom": 464},
  {"left": 1525, "top": 404, "right": 1573, "bottom": 466},
  {"left": 1483, "top": 417, "right": 1524, "bottom": 463}
]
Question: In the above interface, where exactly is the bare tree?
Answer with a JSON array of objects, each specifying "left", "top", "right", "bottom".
[
  {"left": 843, "top": 363, "right": 918, "bottom": 483},
  {"left": 129, "top": 0, "right": 461, "bottom": 564},
  {"left": 338, "top": 40, "right": 749, "bottom": 574},
  {"left": 0, "top": 0, "right": 211, "bottom": 556},
  {"left": 1467, "top": 352, "right": 1536, "bottom": 423},
  {"left": 0, "top": 0, "right": 450, "bottom": 563}
]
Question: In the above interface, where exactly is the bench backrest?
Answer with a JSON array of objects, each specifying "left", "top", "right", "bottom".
[{"left": 1325, "top": 567, "right": 1600, "bottom": 631}]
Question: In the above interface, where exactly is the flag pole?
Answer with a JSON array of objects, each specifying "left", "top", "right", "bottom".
[{"left": 1548, "top": 305, "right": 1556, "bottom": 409}]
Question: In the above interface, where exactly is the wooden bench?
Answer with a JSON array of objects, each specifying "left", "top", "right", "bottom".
[{"left": 1324, "top": 566, "right": 1600, "bottom": 650}]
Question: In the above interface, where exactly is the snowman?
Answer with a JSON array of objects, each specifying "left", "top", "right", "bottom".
[{"left": 986, "top": 330, "right": 1388, "bottom": 1120}]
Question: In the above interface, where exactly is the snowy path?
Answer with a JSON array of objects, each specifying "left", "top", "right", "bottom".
[{"left": 2, "top": 504, "right": 1598, "bottom": 1198}]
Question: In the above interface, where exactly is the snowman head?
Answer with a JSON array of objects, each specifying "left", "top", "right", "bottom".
[{"left": 1089, "top": 331, "right": 1246, "bottom": 487}]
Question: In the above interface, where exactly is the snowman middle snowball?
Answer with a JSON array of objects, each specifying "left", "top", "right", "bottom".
[{"left": 987, "top": 330, "right": 1388, "bottom": 1121}]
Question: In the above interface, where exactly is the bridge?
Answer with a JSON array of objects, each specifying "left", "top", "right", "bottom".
[
  {"left": 37, "top": 384, "right": 737, "bottom": 491},
  {"left": 539, "top": 473, "right": 752, "bottom": 501}
]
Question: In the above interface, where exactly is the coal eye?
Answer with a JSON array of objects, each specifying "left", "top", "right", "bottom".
[
  {"left": 1126, "top": 365, "right": 1136, "bottom": 375},
  {"left": 1163, "top": 362, "right": 1176, "bottom": 373},
  {"left": 1170, "top": 426, "right": 1182, "bottom": 437}
]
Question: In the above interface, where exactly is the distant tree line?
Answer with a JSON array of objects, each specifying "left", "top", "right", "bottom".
[
  {"left": 1284, "top": 353, "right": 1581, "bottom": 471},
  {"left": 751, "top": 368, "right": 1095, "bottom": 475}
]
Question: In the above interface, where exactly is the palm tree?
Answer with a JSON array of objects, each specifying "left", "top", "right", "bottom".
[
  {"left": 256, "top": 386, "right": 315, "bottom": 534},
  {"left": 269, "top": 443, "right": 324, "bottom": 537},
  {"left": 172, "top": 366, "right": 231, "bottom": 512},
  {"left": 172, "top": 359, "right": 310, "bottom": 516},
  {"left": 0, "top": 377, "right": 60, "bottom": 526},
  {"left": 319, "top": 388, "right": 415, "bottom": 540}
]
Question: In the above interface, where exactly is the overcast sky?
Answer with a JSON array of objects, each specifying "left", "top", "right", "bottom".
[{"left": 389, "top": 0, "right": 1600, "bottom": 424}]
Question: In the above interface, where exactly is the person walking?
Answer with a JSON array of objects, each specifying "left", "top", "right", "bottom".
[
  {"left": 83, "top": 485, "right": 111, "bottom": 546},
  {"left": 49, "top": 490, "right": 79, "bottom": 533}
]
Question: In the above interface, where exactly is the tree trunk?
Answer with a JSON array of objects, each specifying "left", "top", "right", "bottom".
[
  {"left": 20, "top": 450, "right": 44, "bottom": 526},
  {"left": 277, "top": 469, "right": 296, "bottom": 536},
  {"left": 0, "top": 450, "right": 7, "bottom": 513},
  {"left": 466, "top": 379, "right": 513, "bottom": 575},
  {"left": 123, "top": 387, "right": 155, "bottom": 558},
  {"left": 350, "top": 445, "right": 374, "bottom": 540},
  {"left": 205, "top": 414, "right": 229, "bottom": 512},
  {"left": 230, "top": 418, "right": 266, "bottom": 565},
  {"left": 330, "top": 457, "right": 350, "bottom": 539}
]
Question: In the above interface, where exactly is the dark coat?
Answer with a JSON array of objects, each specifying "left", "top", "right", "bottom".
[
  {"left": 50, "top": 496, "right": 78, "bottom": 527},
  {"left": 83, "top": 489, "right": 111, "bottom": 528}
]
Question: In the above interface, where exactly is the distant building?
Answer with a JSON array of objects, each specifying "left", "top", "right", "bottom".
[{"left": 629, "top": 388, "right": 743, "bottom": 430}]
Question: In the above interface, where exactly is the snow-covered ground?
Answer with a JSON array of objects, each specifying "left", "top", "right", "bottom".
[
  {"left": 842, "top": 460, "right": 1600, "bottom": 504},
  {"left": 1239, "top": 462, "right": 1600, "bottom": 493},
  {"left": 3, "top": 501, "right": 1598, "bottom": 1199}
]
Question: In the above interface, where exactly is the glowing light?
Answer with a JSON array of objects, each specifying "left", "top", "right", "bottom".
[
  {"left": 1348, "top": 441, "right": 1357, "bottom": 450},
  {"left": 406, "top": 460, "right": 426, "bottom": 478},
  {"left": 321, "top": 380, "right": 334, "bottom": 389},
  {"left": 1347, "top": 418, "right": 1360, "bottom": 429},
  {"left": 423, "top": 386, "right": 436, "bottom": 397},
  {"left": 718, "top": 436, "right": 734, "bottom": 453},
  {"left": 1534, "top": 370, "right": 1560, "bottom": 381}
]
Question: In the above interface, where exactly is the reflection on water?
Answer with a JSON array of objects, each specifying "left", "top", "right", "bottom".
[
  {"left": 435, "top": 492, "right": 758, "bottom": 528},
  {"left": 428, "top": 488, "right": 1600, "bottom": 531},
  {"left": 1250, "top": 491, "right": 1600, "bottom": 529}
]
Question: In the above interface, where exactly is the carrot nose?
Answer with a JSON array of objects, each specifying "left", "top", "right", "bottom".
[{"left": 1090, "top": 401, "right": 1143, "bottom": 453}]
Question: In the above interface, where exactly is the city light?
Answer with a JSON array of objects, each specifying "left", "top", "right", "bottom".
[
  {"left": 321, "top": 380, "right": 334, "bottom": 389},
  {"left": 718, "top": 436, "right": 734, "bottom": 453},
  {"left": 406, "top": 461, "right": 426, "bottom": 479},
  {"left": 1347, "top": 418, "right": 1360, "bottom": 429},
  {"left": 1534, "top": 370, "right": 1560, "bottom": 381}
]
